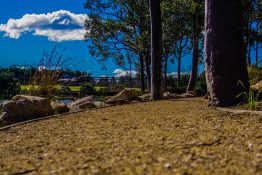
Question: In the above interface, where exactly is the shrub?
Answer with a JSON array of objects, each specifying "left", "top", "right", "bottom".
[
  {"left": 0, "top": 77, "right": 20, "bottom": 100},
  {"left": 80, "top": 83, "right": 95, "bottom": 95},
  {"left": 27, "top": 46, "right": 71, "bottom": 99}
]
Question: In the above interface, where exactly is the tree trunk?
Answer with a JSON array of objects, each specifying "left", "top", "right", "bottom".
[
  {"left": 149, "top": 0, "right": 163, "bottom": 100},
  {"left": 205, "top": 0, "right": 249, "bottom": 107},
  {"left": 163, "top": 55, "right": 168, "bottom": 90},
  {"left": 145, "top": 53, "right": 151, "bottom": 91},
  {"left": 177, "top": 58, "right": 181, "bottom": 87},
  {"left": 247, "top": 21, "right": 252, "bottom": 65},
  {"left": 139, "top": 53, "right": 145, "bottom": 92},
  {"left": 187, "top": 10, "right": 199, "bottom": 92},
  {"left": 129, "top": 60, "right": 133, "bottom": 88},
  {"left": 255, "top": 42, "right": 259, "bottom": 65}
]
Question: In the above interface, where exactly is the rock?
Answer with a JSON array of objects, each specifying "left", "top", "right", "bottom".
[
  {"left": 106, "top": 89, "right": 139, "bottom": 104},
  {"left": 178, "top": 92, "right": 196, "bottom": 98},
  {"left": 51, "top": 101, "right": 69, "bottom": 114},
  {"left": 1, "top": 95, "right": 54, "bottom": 123},
  {"left": 186, "top": 91, "right": 197, "bottom": 97},
  {"left": 138, "top": 93, "right": 151, "bottom": 102},
  {"left": 251, "top": 81, "right": 262, "bottom": 92},
  {"left": 68, "top": 96, "right": 96, "bottom": 110},
  {"left": 163, "top": 92, "right": 178, "bottom": 100}
]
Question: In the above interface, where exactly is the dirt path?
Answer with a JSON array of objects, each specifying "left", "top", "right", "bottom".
[{"left": 0, "top": 98, "right": 262, "bottom": 175}]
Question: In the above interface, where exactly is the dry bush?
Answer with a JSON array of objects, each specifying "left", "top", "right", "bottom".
[{"left": 27, "top": 46, "right": 71, "bottom": 99}]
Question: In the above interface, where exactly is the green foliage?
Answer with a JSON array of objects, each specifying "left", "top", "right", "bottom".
[
  {"left": 237, "top": 81, "right": 260, "bottom": 110},
  {"left": 0, "top": 77, "right": 21, "bottom": 100},
  {"left": 80, "top": 83, "right": 95, "bottom": 94},
  {"left": 194, "top": 72, "right": 207, "bottom": 96}
]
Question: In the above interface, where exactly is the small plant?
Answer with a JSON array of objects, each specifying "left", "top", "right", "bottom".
[
  {"left": 27, "top": 46, "right": 71, "bottom": 99},
  {"left": 237, "top": 81, "right": 260, "bottom": 110}
]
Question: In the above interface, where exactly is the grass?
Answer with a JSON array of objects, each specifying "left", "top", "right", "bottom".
[
  {"left": 21, "top": 85, "right": 143, "bottom": 94},
  {"left": 237, "top": 81, "right": 260, "bottom": 110}
]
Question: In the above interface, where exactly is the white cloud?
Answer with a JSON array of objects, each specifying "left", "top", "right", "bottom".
[
  {"left": 113, "top": 69, "right": 138, "bottom": 78},
  {"left": 0, "top": 10, "right": 88, "bottom": 42}
]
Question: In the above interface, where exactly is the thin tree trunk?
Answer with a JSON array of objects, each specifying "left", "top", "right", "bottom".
[
  {"left": 163, "top": 55, "right": 168, "bottom": 90},
  {"left": 129, "top": 60, "right": 133, "bottom": 88},
  {"left": 187, "top": 10, "right": 199, "bottom": 92},
  {"left": 205, "top": 0, "right": 249, "bottom": 107},
  {"left": 145, "top": 53, "right": 151, "bottom": 91},
  {"left": 255, "top": 42, "right": 259, "bottom": 65},
  {"left": 177, "top": 58, "right": 181, "bottom": 87},
  {"left": 139, "top": 53, "right": 145, "bottom": 92},
  {"left": 248, "top": 37, "right": 252, "bottom": 65},
  {"left": 149, "top": 0, "right": 162, "bottom": 100}
]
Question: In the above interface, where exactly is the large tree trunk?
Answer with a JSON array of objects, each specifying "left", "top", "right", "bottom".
[
  {"left": 149, "top": 0, "right": 163, "bottom": 100},
  {"left": 205, "top": 0, "right": 249, "bottom": 107},
  {"left": 139, "top": 53, "right": 145, "bottom": 92},
  {"left": 187, "top": 10, "right": 199, "bottom": 92}
]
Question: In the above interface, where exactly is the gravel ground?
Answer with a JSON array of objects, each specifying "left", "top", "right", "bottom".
[{"left": 0, "top": 98, "right": 262, "bottom": 175}]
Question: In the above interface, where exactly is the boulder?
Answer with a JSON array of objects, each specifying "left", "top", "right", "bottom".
[
  {"left": 138, "top": 93, "right": 151, "bottom": 102},
  {"left": 68, "top": 96, "right": 96, "bottom": 110},
  {"left": 106, "top": 89, "right": 139, "bottom": 104},
  {"left": 186, "top": 91, "right": 197, "bottom": 97},
  {"left": 176, "top": 92, "right": 196, "bottom": 98},
  {"left": 51, "top": 101, "right": 70, "bottom": 114},
  {"left": 163, "top": 92, "right": 178, "bottom": 100},
  {"left": 251, "top": 81, "right": 262, "bottom": 92},
  {"left": 0, "top": 95, "right": 54, "bottom": 123}
]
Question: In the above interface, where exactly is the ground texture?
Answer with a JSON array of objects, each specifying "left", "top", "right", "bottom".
[{"left": 0, "top": 98, "right": 262, "bottom": 175}]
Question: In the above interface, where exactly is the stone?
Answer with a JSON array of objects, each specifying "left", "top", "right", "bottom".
[
  {"left": 1, "top": 95, "right": 54, "bottom": 123},
  {"left": 106, "top": 89, "right": 139, "bottom": 104},
  {"left": 68, "top": 96, "right": 96, "bottom": 110},
  {"left": 163, "top": 92, "right": 178, "bottom": 100},
  {"left": 186, "top": 91, "right": 197, "bottom": 97},
  {"left": 51, "top": 101, "right": 70, "bottom": 114},
  {"left": 251, "top": 81, "right": 262, "bottom": 92},
  {"left": 138, "top": 93, "right": 151, "bottom": 102}
]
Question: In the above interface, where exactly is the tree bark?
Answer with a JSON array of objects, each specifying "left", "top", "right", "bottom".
[
  {"left": 247, "top": 21, "right": 252, "bottom": 65},
  {"left": 149, "top": 0, "right": 163, "bottom": 100},
  {"left": 177, "top": 58, "right": 181, "bottom": 87},
  {"left": 145, "top": 52, "right": 151, "bottom": 91},
  {"left": 139, "top": 53, "right": 145, "bottom": 92},
  {"left": 205, "top": 0, "right": 249, "bottom": 107},
  {"left": 187, "top": 10, "right": 199, "bottom": 92},
  {"left": 255, "top": 42, "right": 259, "bottom": 65},
  {"left": 163, "top": 55, "right": 168, "bottom": 90}
]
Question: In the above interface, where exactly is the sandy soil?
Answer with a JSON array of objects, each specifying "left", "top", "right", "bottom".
[{"left": 0, "top": 98, "right": 262, "bottom": 175}]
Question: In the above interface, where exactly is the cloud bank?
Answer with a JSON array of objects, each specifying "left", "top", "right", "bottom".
[
  {"left": 113, "top": 69, "right": 138, "bottom": 78},
  {"left": 0, "top": 10, "right": 88, "bottom": 42}
]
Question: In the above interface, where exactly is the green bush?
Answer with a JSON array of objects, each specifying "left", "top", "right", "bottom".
[
  {"left": 0, "top": 77, "right": 21, "bottom": 100},
  {"left": 80, "top": 83, "right": 95, "bottom": 94}
]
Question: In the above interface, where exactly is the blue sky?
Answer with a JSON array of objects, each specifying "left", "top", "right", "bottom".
[
  {"left": 0, "top": 0, "right": 194, "bottom": 77},
  {"left": 0, "top": 0, "right": 259, "bottom": 77}
]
